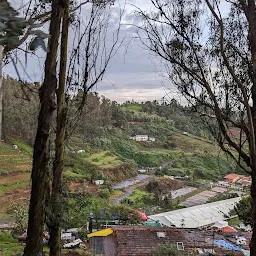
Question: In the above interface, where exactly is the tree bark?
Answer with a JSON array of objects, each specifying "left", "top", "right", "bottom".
[
  {"left": 0, "top": 0, "right": 6, "bottom": 142},
  {"left": 251, "top": 174, "right": 256, "bottom": 255},
  {"left": 245, "top": 2, "right": 256, "bottom": 254},
  {"left": 48, "top": 1, "right": 69, "bottom": 255},
  {"left": 23, "top": 1, "right": 64, "bottom": 255},
  {"left": 0, "top": 45, "right": 3, "bottom": 142}
]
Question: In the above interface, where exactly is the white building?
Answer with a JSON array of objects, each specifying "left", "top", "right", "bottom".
[
  {"left": 94, "top": 180, "right": 104, "bottom": 185},
  {"left": 129, "top": 135, "right": 156, "bottom": 142},
  {"left": 135, "top": 135, "right": 149, "bottom": 141},
  {"left": 149, "top": 197, "right": 241, "bottom": 229}
]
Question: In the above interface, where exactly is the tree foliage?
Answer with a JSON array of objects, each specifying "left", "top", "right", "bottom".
[
  {"left": 152, "top": 244, "right": 187, "bottom": 256},
  {"left": 137, "top": 1, "right": 256, "bottom": 253},
  {"left": 233, "top": 196, "right": 252, "bottom": 226}
]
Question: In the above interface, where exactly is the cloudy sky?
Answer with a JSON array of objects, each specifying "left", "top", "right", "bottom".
[
  {"left": 5, "top": 0, "right": 230, "bottom": 103},
  {"left": 94, "top": 0, "right": 172, "bottom": 103},
  {"left": 5, "top": 0, "right": 176, "bottom": 103}
]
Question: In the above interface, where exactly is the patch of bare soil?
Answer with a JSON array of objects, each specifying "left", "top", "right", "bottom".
[
  {"left": 0, "top": 186, "right": 30, "bottom": 214},
  {"left": 69, "top": 181, "right": 99, "bottom": 194}
]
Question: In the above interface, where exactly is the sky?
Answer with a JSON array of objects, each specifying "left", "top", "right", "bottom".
[
  {"left": 94, "top": 0, "right": 172, "bottom": 103},
  {"left": 5, "top": 0, "right": 230, "bottom": 104},
  {"left": 5, "top": 0, "right": 176, "bottom": 104}
]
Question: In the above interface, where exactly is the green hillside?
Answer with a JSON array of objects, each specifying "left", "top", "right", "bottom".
[
  {"left": 0, "top": 141, "right": 31, "bottom": 218},
  {"left": 0, "top": 88, "right": 244, "bottom": 217}
]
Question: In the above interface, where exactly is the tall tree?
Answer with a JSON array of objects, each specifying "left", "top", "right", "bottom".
[
  {"left": 138, "top": 0, "right": 256, "bottom": 254},
  {"left": 48, "top": 0, "right": 69, "bottom": 255},
  {"left": 47, "top": 1, "right": 121, "bottom": 254},
  {"left": 23, "top": 0, "right": 64, "bottom": 255}
]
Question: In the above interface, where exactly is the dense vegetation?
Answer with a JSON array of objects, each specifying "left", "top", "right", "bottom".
[
  {"left": 0, "top": 77, "right": 248, "bottom": 254},
  {"left": 2, "top": 77, "right": 243, "bottom": 184}
]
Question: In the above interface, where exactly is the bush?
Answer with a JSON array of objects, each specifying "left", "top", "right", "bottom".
[
  {"left": 152, "top": 244, "right": 186, "bottom": 256},
  {"left": 99, "top": 188, "right": 111, "bottom": 199},
  {"left": 11, "top": 203, "right": 28, "bottom": 235},
  {"left": 0, "top": 168, "right": 8, "bottom": 175}
]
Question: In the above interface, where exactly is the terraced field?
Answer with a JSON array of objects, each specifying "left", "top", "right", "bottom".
[{"left": 0, "top": 142, "right": 31, "bottom": 217}]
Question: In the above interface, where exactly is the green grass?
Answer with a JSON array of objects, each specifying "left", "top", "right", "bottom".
[
  {"left": 172, "top": 131, "right": 219, "bottom": 154},
  {"left": 126, "top": 189, "right": 155, "bottom": 208},
  {"left": 130, "top": 189, "right": 150, "bottom": 201},
  {"left": 0, "top": 141, "right": 32, "bottom": 174},
  {"left": 64, "top": 170, "right": 87, "bottom": 179},
  {"left": 0, "top": 231, "right": 23, "bottom": 256},
  {"left": 121, "top": 103, "right": 142, "bottom": 112},
  {"left": 194, "top": 178, "right": 213, "bottom": 184},
  {"left": 0, "top": 182, "right": 29, "bottom": 193},
  {"left": 228, "top": 217, "right": 240, "bottom": 226},
  {"left": 6, "top": 138, "right": 33, "bottom": 156},
  {"left": 86, "top": 151, "right": 122, "bottom": 169}
]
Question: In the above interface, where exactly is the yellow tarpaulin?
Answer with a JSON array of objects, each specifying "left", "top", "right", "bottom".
[{"left": 87, "top": 228, "right": 113, "bottom": 238}]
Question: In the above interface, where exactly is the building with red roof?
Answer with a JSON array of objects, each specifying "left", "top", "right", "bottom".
[
  {"left": 224, "top": 174, "right": 241, "bottom": 184},
  {"left": 224, "top": 174, "right": 251, "bottom": 187}
]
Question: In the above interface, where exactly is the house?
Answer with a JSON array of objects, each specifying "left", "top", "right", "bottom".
[
  {"left": 224, "top": 174, "right": 251, "bottom": 188},
  {"left": 212, "top": 221, "right": 238, "bottom": 233},
  {"left": 129, "top": 135, "right": 156, "bottom": 142},
  {"left": 88, "top": 226, "right": 196, "bottom": 256},
  {"left": 135, "top": 135, "right": 149, "bottom": 141},
  {"left": 88, "top": 226, "right": 247, "bottom": 256},
  {"left": 224, "top": 174, "right": 241, "bottom": 184}
]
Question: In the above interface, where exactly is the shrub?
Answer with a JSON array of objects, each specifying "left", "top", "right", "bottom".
[
  {"left": 152, "top": 244, "right": 186, "bottom": 256},
  {"left": 0, "top": 169, "right": 8, "bottom": 175},
  {"left": 11, "top": 203, "right": 28, "bottom": 235}
]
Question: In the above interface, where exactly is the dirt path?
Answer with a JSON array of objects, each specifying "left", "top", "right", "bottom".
[{"left": 111, "top": 176, "right": 152, "bottom": 204}]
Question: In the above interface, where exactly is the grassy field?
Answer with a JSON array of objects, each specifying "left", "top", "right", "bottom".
[
  {"left": 0, "top": 142, "right": 31, "bottom": 217},
  {"left": 0, "top": 231, "right": 23, "bottom": 256},
  {"left": 0, "top": 141, "right": 31, "bottom": 174},
  {"left": 85, "top": 151, "right": 122, "bottom": 169},
  {"left": 121, "top": 103, "right": 142, "bottom": 112}
]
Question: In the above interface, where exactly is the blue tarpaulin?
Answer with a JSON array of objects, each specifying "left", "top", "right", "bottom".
[{"left": 213, "top": 239, "right": 241, "bottom": 251}]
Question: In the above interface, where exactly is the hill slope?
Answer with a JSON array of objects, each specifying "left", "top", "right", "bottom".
[{"left": 0, "top": 141, "right": 31, "bottom": 218}]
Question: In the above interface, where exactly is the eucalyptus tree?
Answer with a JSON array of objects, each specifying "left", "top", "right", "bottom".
[
  {"left": 19, "top": 0, "right": 121, "bottom": 255},
  {"left": 137, "top": 0, "right": 256, "bottom": 254},
  {"left": 23, "top": 0, "right": 64, "bottom": 254},
  {"left": 47, "top": 2, "right": 121, "bottom": 254}
]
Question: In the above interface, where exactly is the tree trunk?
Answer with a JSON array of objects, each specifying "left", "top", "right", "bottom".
[
  {"left": 49, "top": 1, "right": 69, "bottom": 255},
  {"left": 0, "top": 45, "right": 3, "bottom": 142},
  {"left": 23, "top": 1, "right": 63, "bottom": 255},
  {"left": 251, "top": 173, "right": 256, "bottom": 255},
  {"left": 247, "top": 1, "right": 256, "bottom": 254}
]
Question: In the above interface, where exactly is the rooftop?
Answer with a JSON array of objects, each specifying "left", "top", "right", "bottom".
[
  {"left": 149, "top": 197, "right": 241, "bottom": 228},
  {"left": 88, "top": 226, "right": 250, "bottom": 256}
]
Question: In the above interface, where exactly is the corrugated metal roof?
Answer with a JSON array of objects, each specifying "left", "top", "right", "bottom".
[{"left": 149, "top": 197, "right": 241, "bottom": 228}]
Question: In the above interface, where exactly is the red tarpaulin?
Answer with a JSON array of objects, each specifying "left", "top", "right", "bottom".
[{"left": 135, "top": 210, "right": 148, "bottom": 221}]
